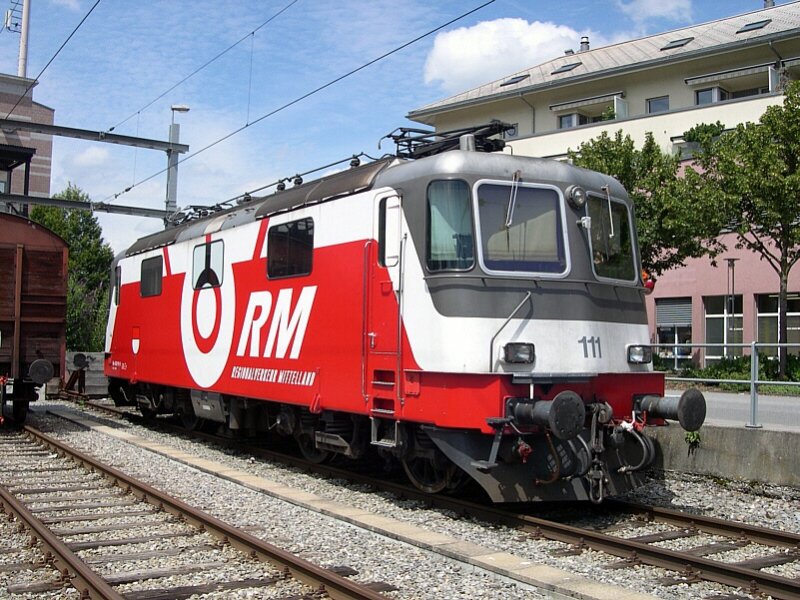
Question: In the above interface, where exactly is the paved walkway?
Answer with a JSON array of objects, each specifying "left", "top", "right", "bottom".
[{"left": 665, "top": 388, "right": 800, "bottom": 432}]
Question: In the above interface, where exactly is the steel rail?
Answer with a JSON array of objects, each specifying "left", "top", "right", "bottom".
[
  {"left": 608, "top": 499, "right": 800, "bottom": 548},
  {"left": 0, "top": 456, "right": 125, "bottom": 599},
  {"left": 23, "top": 425, "right": 388, "bottom": 600},
  {"left": 85, "top": 401, "right": 800, "bottom": 599},
  {"left": 508, "top": 512, "right": 800, "bottom": 600}
]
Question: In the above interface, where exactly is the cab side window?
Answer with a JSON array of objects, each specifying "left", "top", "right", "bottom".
[
  {"left": 193, "top": 240, "right": 224, "bottom": 289},
  {"left": 268, "top": 218, "right": 313, "bottom": 278},
  {"left": 140, "top": 256, "right": 162, "bottom": 297}
]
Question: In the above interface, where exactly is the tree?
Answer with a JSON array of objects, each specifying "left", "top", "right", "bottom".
[
  {"left": 568, "top": 130, "right": 725, "bottom": 276},
  {"left": 690, "top": 81, "right": 800, "bottom": 378},
  {"left": 30, "top": 184, "right": 115, "bottom": 352}
]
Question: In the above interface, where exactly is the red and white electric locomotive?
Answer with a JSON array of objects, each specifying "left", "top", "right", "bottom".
[{"left": 105, "top": 124, "right": 705, "bottom": 503}]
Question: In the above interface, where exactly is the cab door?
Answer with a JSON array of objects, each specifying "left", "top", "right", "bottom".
[{"left": 364, "top": 194, "right": 403, "bottom": 415}]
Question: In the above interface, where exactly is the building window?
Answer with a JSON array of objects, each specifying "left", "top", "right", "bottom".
[
  {"left": 558, "top": 113, "right": 588, "bottom": 129},
  {"left": 730, "top": 86, "right": 769, "bottom": 99},
  {"left": 646, "top": 96, "right": 669, "bottom": 113},
  {"left": 695, "top": 87, "right": 729, "bottom": 105},
  {"left": 502, "top": 123, "right": 519, "bottom": 139},
  {"left": 192, "top": 240, "right": 224, "bottom": 289},
  {"left": 268, "top": 218, "right": 314, "bottom": 278},
  {"left": 140, "top": 256, "right": 163, "bottom": 297},
  {"left": 757, "top": 294, "right": 800, "bottom": 357},
  {"left": 655, "top": 297, "right": 692, "bottom": 369},
  {"left": 427, "top": 180, "right": 474, "bottom": 271},
  {"left": 704, "top": 295, "right": 742, "bottom": 364}
]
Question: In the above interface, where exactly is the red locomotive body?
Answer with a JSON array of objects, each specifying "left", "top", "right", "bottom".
[{"left": 106, "top": 132, "right": 705, "bottom": 502}]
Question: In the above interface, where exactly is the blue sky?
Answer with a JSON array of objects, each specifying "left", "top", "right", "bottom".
[{"left": 0, "top": 0, "right": 785, "bottom": 252}]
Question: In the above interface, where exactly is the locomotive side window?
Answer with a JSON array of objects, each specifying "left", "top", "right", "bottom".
[
  {"left": 140, "top": 256, "right": 163, "bottom": 297},
  {"left": 379, "top": 195, "right": 402, "bottom": 268},
  {"left": 477, "top": 183, "right": 565, "bottom": 273},
  {"left": 268, "top": 218, "right": 313, "bottom": 278},
  {"left": 587, "top": 195, "right": 636, "bottom": 281},
  {"left": 192, "top": 240, "right": 224, "bottom": 289},
  {"left": 427, "top": 180, "right": 474, "bottom": 271},
  {"left": 113, "top": 266, "right": 121, "bottom": 305}
]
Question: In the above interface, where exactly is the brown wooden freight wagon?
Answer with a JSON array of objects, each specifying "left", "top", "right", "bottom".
[{"left": 0, "top": 213, "right": 67, "bottom": 423}]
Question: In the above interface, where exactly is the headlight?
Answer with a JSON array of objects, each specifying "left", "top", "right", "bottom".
[
  {"left": 627, "top": 345, "right": 653, "bottom": 364},
  {"left": 503, "top": 343, "right": 535, "bottom": 364},
  {"left": 566, "top": 185, "right": 586, "bottom": 209}
]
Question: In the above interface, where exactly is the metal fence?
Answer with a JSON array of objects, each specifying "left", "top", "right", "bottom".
[{"left": 652, "top": 341, "right": 800, "bottom": 429}]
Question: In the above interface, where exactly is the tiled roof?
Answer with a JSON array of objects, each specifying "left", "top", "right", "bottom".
[{"left": 408, "top": 1, "right": 800, "bottom": 119}]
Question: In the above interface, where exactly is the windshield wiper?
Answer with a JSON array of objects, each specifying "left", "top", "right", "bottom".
[
  {"left": 601, "top": 184, "right": 615, "bottom": 239},
  {"left": 504, "top": 170, "right": 522, "bottom": 228}
]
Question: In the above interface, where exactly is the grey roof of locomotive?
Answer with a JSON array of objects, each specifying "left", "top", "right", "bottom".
[{"left": 124, "top": 151, "right": 627, "bottom": 257}]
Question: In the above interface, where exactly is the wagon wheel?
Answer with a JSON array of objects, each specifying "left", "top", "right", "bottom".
[
  {"left": 296, "top": 432, "right": 330, "bottom": 464},
  {"left": 401, "top": 430, "right": 458, "bottom": 494}
]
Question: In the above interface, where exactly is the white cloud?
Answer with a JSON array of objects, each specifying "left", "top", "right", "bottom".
[
  {"left": 50, "top": 0, "right": 81, "bottom": 10},
  {"left": 424, "top": 18, "right": 603, "bottom": 95},
  {"left": 71, "top": 145, "right": 110, "bottom": 167},
  {"left": 614, "top": 0, "right": 692, "bottom": 26}
]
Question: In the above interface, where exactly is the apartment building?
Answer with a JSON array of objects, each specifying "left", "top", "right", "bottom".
[
  {"left": 407, "top": 1, "right": 800, "bottom": 364},
  {"left": 0, "top": 73, "right": 54, "bottom": 207}
]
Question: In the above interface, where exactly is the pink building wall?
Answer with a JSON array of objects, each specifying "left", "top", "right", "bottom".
[{"left": 644, "top": 232, "right": 800, "bottom": 360}]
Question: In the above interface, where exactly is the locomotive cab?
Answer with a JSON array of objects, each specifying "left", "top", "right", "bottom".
[{"left": 375, "top": 145, "right": 705, "bottom": 502}]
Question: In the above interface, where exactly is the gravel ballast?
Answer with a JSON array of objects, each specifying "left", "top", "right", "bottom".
[{"left": 11, "top": 399, "right": 799, "bottom": 600}]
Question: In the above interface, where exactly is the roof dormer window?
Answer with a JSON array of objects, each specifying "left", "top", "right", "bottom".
[
  {"left": 551, "top": 62, "right": 582, "bottom": 75},
  {"left": 736, "top": 19, "right": 771, "bottom": 34},
  {"left": 661, "top": 37, "right": 693, "bottom": 50},
  {"left": 500, "top": 74, "right": 530, "bottom": 87}
]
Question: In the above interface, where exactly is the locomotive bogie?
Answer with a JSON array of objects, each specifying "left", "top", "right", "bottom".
[{"left": 105, "top": 147, "right": 706, "bottom": 503}]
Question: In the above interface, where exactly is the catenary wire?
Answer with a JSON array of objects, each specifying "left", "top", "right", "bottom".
[
  {"left": 106, "top": 0, "right": 300, "bottom": 133},
  {"left": 5, "top": 0, "right": 101, "bottom": 119},
  {"left": 103, "top": 0, "right": 496, "bottom": 205}
]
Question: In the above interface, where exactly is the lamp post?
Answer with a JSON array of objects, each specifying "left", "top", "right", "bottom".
[
  {"left": 725, "top": 257, "right": 739, "bottom": 358},
  {"left": 165, "top": 104, "right": 190, "bottom": 226}
]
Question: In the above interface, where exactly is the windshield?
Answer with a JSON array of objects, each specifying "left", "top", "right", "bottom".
[
  {"left": 587, "top": 194, "right": 636, "bottom": 281},
  {"left": 427, "top": 180, "right": 474, "bottom": 271},
  {"left": 477, "top": 183, "right": 566, "bottom": 273}
]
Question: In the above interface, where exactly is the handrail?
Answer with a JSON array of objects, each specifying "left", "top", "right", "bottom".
[
  {"left": 650, "top": 340, "right": 800, "bottom": 429},
  {"left": 488, "top": 291, "right": 532, "bottom": 371}
]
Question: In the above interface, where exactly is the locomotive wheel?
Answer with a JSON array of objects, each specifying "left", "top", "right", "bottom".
[
  {"left": 178, "top": 405, "right": 200, "bottom": 430},
  {"left": 137, "top": 385, "right": 159, "bottom": 422},
  {"left": 402, "top": 453, "right": 458, "bottom": 494},
  {"left": 401, "top": 427, "right": 458, "bottom": 494},
  {"left": 11, "top": 401, "right": 28, "bottom": 425},
  {"left": 296, "top": 432, "right": 330, "bottom": 464},
  {"left": 139, "top": 404, "right": 157, "bottom": 422}
]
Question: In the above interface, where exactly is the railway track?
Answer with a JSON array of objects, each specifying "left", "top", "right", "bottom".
[
  {"left": 0, "top": 425, "right": 393, "bottom": 599},
  {"left": 68, "top": 399, "right": 800, "bottom": 599}
]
